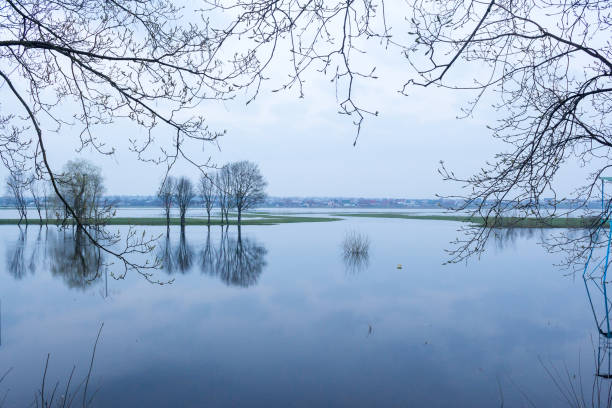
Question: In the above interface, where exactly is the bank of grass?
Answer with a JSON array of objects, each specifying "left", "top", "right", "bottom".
[
  {"left": 332, "top": 213, "right": 603, "bottom": 228},
  {"left": 108, "top": 215, "right": 342, "bottom": 226},
  {"left": 0, "top": 215, "right": 342, "bottom": 226},
  {"left": 0, "top": 212, "right": 603, "bottom": 228}
]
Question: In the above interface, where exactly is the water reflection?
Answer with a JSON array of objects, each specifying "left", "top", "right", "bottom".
[
  {"left": 6, "top": 228, "right": 28, "bottom": 280},
  {"left": 342, "top": 249, "right": 369, "bottom": 275},
  {"left": 0, "top": 220, "right": 606, "bottom": 406},
  {"left": 584, "top": 275, "right": 612, "bottom": 379},
  {"left": 341, "top": 230, "right": 370, "bottom": 275},
  {"left": 161, "top": 227, "right": 267, "bottom": 287},
  {"left": 48, "top": 230, "right": 104, "bottom": 289},
  {"left": 6, "top": 227, "right": 269, "bottom": 290},
  {"left": 6, "top": 227, "right": 105, "bottom": 290},
  {"left": 161, "top": 232, "right": 194, "bottom": 274},
  {"left": 491, "top": 228, "right": 545, "bottom": 251},
  {"left": 207, "top": 229, "right": 267, "bottom": 287}
]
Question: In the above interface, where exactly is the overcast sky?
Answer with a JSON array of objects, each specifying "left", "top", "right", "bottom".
[
  {"left": 0, "top": 2, "right": 592, "bottom": 199},
  {"left": 32, "top": 75, "right": 497, "bottom": 198}
]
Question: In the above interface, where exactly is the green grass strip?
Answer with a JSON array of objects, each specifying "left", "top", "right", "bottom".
[
  {"left": 332, "top": 213, "right": 604, "bottom": 228},
  {"left": 0, "top": 213, "right": 602, "bottom": 228},
  {"left": 0, "top": 215, "right": 342, "bottom": 226}
]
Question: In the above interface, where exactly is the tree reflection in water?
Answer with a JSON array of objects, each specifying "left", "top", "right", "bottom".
[
  {"left": 6, "top": 226, "right": 268, "bottom": 289},
  {"left": 211, "top": 227, "right": 267, "bottom": 287},
  {"left": 160, "top": 234, "right": 175, "bottom": 274},
  {"left": 162, "top": 227, "right": 267, "bottom": 287},
  {"left": 6, "top": 227, "right": 28, "bottom": 280},
  {"left": 27, "top": 227, "right": 45, "bottom": 276},
  {"left": 5, "top": 228, "right": 105, "bottom": 290},
  {"left": 47, "top": 229, "right": 104, "bottom": 289},
  {"left": 491, "top": 227, "right": 542, "bottom": 251},
  {"left": 160, "top": 231, "right": 194, "bottom": 274},
  {"left": 176, "top": 231, "right": 194, "bottom": 273}
]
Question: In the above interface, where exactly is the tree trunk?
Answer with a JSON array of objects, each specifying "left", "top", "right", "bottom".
[{"left": 44, "top": 197, "right": 48, "bottom": 227}]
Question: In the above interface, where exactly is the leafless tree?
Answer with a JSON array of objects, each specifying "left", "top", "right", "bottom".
[
  {"left": 0, "top": 0, "right": 244, "bottom": 278},
  {"left": 1, "top": 0, "right": 386, "bottom": 278},
  {"left": 4, "top": 0, "right": 608, "bottom": 270},
  {"left": 157, "top": 176, "right": 176, "bottom": 235},
  {"left": 55, "top": 159, "right": 113, "bottom": 233},
  {"left": 199, "top": 174, "right": 216, "bottom": 225},
  {"left": 175, "top": 176, "right": 194, "bottom": 229},
  {"left": 43, "top": 188, "right": 50, "bottom": 226},
  {"left": 216, "top": 167, "right": 233, "bottom": 225},
  {"left": 48, "top": 160, "right": 150, "bottom": 282},
  {"left": 227, "top": 161, "right": 267, "bottom": 226},
  {"left": 28, "top": 177, "right": 45, "bottom": 224},
  {"left": 203, "top": 1, "right": 612, "bottom": 267},
  {"left": 204, "top": 0, "right": 389, "bottom": 143},
  {"left": 403, "top": 1, "right": 612, "bottom": 267},
  {"left": 6, "top": 171, "right": 28, "bottom": 225}
]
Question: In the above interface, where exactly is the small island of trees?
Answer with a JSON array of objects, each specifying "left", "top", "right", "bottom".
[
  {"left": 5, "top": 159, "right": 267, "bottom": 234},
  {"left": 157, "top": 160, "right": 267, "bottom": 233}
]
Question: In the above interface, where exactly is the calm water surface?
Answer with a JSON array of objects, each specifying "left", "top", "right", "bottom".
[
  {"left": 0, "top": 207, "right": 455, "bottom": 219},
  {"left": 0, "top": 218, "right": 603, "bottom": 406}
]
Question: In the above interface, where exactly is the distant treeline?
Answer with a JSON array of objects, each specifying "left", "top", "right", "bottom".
[{"left": 0, "top": 196, "right": 600, "bottom": 210}]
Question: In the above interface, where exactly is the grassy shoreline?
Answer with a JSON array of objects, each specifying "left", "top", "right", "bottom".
[
  {"left": 0, "top": 215, "right": 342, "bottom": 226},
  {"left": 0, "top": 213, "right": 601, "bottom": 228},
  {"left": 332, "top": 213, "right": 602, "bottom": 228}
]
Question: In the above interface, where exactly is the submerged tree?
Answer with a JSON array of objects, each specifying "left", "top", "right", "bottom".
[
  {"left": 175, "top": 177, "right": 194, "bottom": 229},
  {"left": 228, "top": 161, "right": 267, "bottom": 226},
  {"left": 6, "top": 171, "right": 28, "bottom": 226},
  {"left": 217, "top": 166, "right": 233, "bottom": 225},
  {"left": 158, "top": 176, "right": 176, "bottom": 234},
  {"left": 28, "top": 178, "right": 46, "bottom": 225},
  {"left": 55, "top": 159, "right": 113, "bottom": 232},
  {"left": 199, "top": 174, "right": 216, "bottom": 225}
]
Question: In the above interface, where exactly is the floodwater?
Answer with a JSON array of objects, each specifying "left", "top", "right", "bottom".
[
  {"left": 0, "top": 206, "right": 455, "bottom": 219},
  {"left": 0, "top": 216, "right": 605, "bottom": 406}
]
